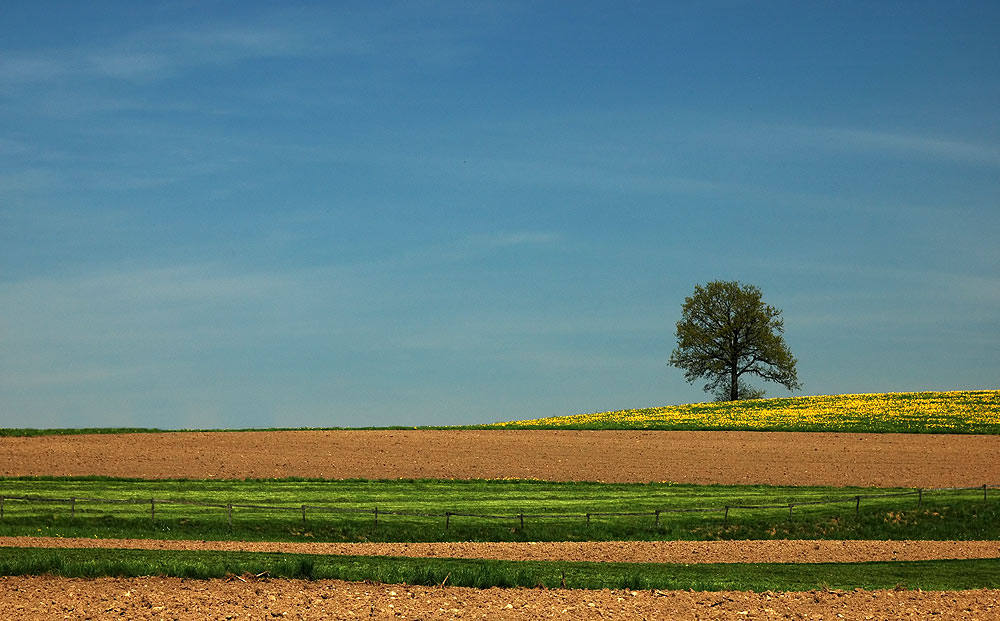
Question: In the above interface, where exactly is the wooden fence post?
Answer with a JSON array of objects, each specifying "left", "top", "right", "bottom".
[
  {"left": 374, "top": 507, "right": 378, "bottom": 531},
  {"left": 519, "top": 513, "right": 524, "bottom": 530},
  {"left": 855, "top": 496, "right": 861, "bottom": 517},
  {"left": 655, "top": 510, "right": 660, "bottom": 527},
  {"left": 723, "top": 506, "right": 729, "bottom": 526},
  {"left": 301, "top": 505, "right": 307, "bottom": 526},
  {"left": 445, "top": 512, "right": 451, "bottom": 530},
  {"left": 71, "top": 497, "right": 75, "bottom": 519},
  {"left": 788, "top": 504, "right": 794, "bottom": 520},
  {"left": 228, "top": 504, "right": 233, "bottom": 528},
  {"left": 1, "top": 495, "right": 4, "bottom": 521},
  {"left": 586, "top": 513, "right": 590, "bottom": 526},
  {"left": 151, "top": 498, "right": 155, "bottom": 524}
]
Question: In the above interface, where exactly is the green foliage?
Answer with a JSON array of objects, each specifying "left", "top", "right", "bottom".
[
  {"left": 669, "top": 280, "right": 801, "bottom": 401},
  {"left": 1, "top": 547, "right": 998, "bottom": 591}
]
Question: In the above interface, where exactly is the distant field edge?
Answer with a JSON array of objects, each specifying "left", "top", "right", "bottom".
[
  {"left": 1, "top": 547, "right": 999, "bottom": 592},
  {"left": 2, "top": 390, "right": 997, "bottom": 436}
]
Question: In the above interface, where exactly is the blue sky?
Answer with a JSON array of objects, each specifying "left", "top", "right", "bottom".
[{"left": 2, "top": 1, "right": 998, "bottom": 429}]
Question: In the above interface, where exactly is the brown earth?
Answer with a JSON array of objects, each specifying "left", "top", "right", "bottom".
[
  {"left": 2, "top": 429, "right": 999, "bottom": 486},
  {"left": 3, "top": 575, "right": 999, "bottom": 620},
  {"left": 4, "top": 536, "right": 1000, "bottom": 564}
]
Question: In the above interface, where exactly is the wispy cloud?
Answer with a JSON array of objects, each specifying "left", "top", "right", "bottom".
[
  {"left": 765, "top": 124, "right": 1000, "bottom": 167},
  {"left": 85, "top": 51, "right": 172, "bottom": 80},
  {"left": 475, "top": 231, "right": 561, "bottom": 248},
  {"left": 754, "top": 258, "right": 1000, "bottom": 333},
  {"left": 0, "top": 167, "right": 60, "bottom": 193},
  {"left": 82, "top": 264, "right": 289, "bottom": 304},
  {"left": 1, "top": 6, "right": 483, "bottom": 91},
  {"left": 0, "top": 30, "right": 295, "bottom": 87},
  {"left": 0, "top": 54, "right": 69, "bottom": 85}
]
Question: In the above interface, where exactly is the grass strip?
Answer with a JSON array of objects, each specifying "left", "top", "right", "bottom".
[
  {"left": 1, "top": 547, "right": 998, "bottom": 591},
  {"left": 3, "top": 477, "right": 997, "bottom": 543}
]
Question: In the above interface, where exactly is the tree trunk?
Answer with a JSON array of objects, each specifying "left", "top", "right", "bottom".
[{"left": 730, "top": 368, "right": 739, "bottom": 401}]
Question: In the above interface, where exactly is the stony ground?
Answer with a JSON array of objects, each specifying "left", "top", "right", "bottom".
[{"left": 2, "top": 429, "right": 999, "bottom": 618}]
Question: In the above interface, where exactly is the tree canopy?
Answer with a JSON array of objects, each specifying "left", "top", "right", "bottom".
[{"left": 669, "top": 280, "right": 801, "bottom": 401}]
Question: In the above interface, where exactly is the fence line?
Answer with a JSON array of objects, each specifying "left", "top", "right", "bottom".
[{"left": 0, "top": 484, "right": 993, "bottom": 531}]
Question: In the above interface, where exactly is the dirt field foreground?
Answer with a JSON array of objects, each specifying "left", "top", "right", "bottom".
[
  {"left": 3, "top": 429, "right": 999, "bottom": 486},
  {"left": 3, "top": 575, "right": 999, "bottom": 620}
]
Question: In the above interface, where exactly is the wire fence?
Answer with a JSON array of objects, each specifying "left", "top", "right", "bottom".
[{"left": 0, "top": 485, "right": 993, "bottom": 531}]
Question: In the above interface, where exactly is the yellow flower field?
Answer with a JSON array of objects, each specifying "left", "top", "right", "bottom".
[{"left": 487, "top": 390, "right": 1000, "bottom": 434}]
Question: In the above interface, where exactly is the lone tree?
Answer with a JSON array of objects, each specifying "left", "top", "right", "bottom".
[{"left": 669, "top": 280, "right": 801, "bottom": 401}]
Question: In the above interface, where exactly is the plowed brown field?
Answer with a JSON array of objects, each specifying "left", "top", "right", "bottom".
[
  {"left": 3, "top": 429, "right": 999, "bottom": 618},
  {"left": 5, "top": 536, "right": 1000, "bottom": 564},
  {"left": 3, "top": 576, "right": 999, "bottom": 620},
  {"left": 3, "top": 429, "right": 999, "bottom": 486}
]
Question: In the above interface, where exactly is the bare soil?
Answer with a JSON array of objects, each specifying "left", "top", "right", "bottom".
[
  {"left": 4, "top": 536, "right": 1000, "bottom": 564},
  {"left": 2, "top": 429, "right": 998, "bottom": 486},
  {"left": 3, "top": 575, "right": 999, "bottom": 620}
]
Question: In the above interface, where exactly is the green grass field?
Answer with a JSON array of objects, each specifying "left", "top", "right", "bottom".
[
  {"left": 2, "top": 477, "right": 996, "bottom": 543},
  {"left": 2, "top": 546, "right": 999, "bottom": 591}
]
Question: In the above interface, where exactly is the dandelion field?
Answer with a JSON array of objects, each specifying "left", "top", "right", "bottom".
[{"left": 486, "top": 390, "right": 1000, "bottom": 434}]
